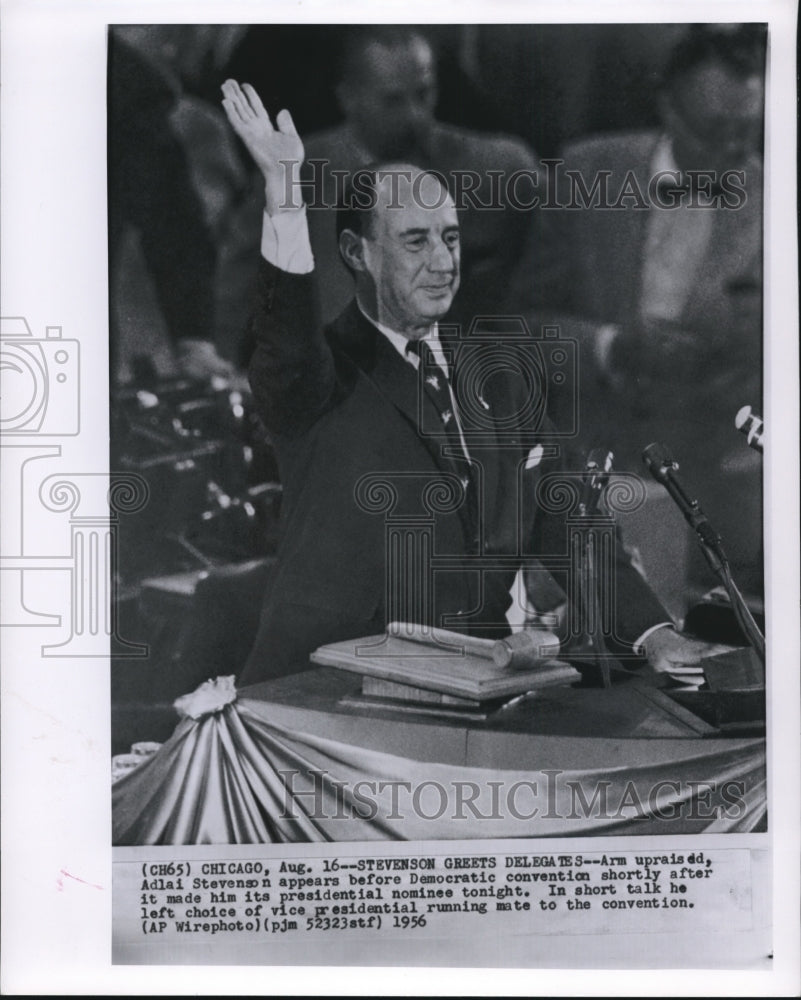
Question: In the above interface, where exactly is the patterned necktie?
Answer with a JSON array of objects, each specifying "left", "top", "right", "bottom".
[{"left": 406, "top": 337, "right": 477, "bottom": 537}]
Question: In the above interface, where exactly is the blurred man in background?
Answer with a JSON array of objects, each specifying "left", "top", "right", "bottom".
[
  {"left": 535, "top": 24, "right": 765, "bottom": 604},
  {"left": 302, "top": 26, "right": 541, "bottom": 330},
  {"left": 109, "top": 28, "right": 251, "bottom": 383}
]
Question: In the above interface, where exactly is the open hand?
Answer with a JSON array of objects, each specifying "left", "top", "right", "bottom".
[{"left": 221, "top": 80, "right": 304, "bottom": 215}]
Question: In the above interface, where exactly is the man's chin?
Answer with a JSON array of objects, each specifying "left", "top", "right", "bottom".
[{"left": 419, "top": 295, "right": 454, "bottom": 321}]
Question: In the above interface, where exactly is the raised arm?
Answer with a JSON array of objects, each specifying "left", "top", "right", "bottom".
[{"left": 221, "top": 81, "right": 336, "bottom": 438}]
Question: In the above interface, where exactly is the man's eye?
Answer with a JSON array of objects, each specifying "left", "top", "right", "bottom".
[
  {"left": 406, "top": 238, "right": 427, "bottom": 250},
  {"left": 444, "top": 233, "right": 460, "bottom": 248}
]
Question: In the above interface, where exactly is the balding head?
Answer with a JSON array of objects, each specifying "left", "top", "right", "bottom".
[{"left": 336, "top": 163, "right": 450, "bottom": 244}]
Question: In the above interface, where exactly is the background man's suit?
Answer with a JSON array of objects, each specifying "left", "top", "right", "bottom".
[
  {"left": 535, "top": 130, "right": 763, "bottom": 595},
  {"left": 542, "top": 131, "right": 762, "bottom": 338},
  {"left": 239, "top": 258, "right": 669, "bottom": 684}
]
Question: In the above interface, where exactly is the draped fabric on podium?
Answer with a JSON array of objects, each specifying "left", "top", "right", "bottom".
[{"left": 112, "top": 691, "right": 767, "bottom": 845}]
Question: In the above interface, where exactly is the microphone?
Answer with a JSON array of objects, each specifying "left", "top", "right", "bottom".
[
  {"left": 642, "top": 441, "right": 765, "bottom": 663},
  {"left": 734, "top": 405, "right": 764, "bottom": 453},
  {"left": 579, "top": 448, "right": 613, "bottom": 516},
  {"left": 641, "top": 442, "right": 722, "bottom": 555}
]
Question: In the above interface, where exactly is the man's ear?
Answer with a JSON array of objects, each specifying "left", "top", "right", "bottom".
[{"left": 339, "top": 228, "right": 367, "bottom": 272}]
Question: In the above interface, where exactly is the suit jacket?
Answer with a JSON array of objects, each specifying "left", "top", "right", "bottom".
[
  {"left": 533, "top": 129, "right": 764, "bottom": 589},
  {"left": 538, "top": 130, "right": 763, "bottom": 340},
  {"left": 239, "top": 260, "right": 668, "bottom": 683},
  {"left": 534, "top": 132, "right": 763, "bottom": 440}
]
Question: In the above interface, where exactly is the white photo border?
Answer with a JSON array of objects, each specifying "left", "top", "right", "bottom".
[{"left": 1, "top": 0, "right": 798, "bottom": 995}]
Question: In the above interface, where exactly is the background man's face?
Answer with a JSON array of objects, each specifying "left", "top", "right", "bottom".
[
  {"left": 341, "top": 37, "right": 438, "bottom": 160},
  {"left": 663, "top": 59, "right": 764, "bottom": 176},
  {"left": 362, "top": 173, "right": 460, "bottom": 333}
]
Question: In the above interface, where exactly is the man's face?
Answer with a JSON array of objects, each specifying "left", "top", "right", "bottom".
[
  {"left": 340, "top": 37, "right": 437, "bottom": 160},
  {"left": 361, "top": 172, "right": 460, "bottom": 334},
  {"left": 663, "top": 60, "right": 764, "bottom": 176}
]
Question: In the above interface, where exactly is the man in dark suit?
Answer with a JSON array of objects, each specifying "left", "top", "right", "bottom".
[{"left": 220, "top": 79, "right": 725, "bottom": 686}]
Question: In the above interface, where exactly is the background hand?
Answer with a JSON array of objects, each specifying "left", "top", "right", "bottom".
[
  {"left": 221, "top": 80, "right": 304, "bottom": 215},
  {"left": 175, "top": 338, "right": 237, "bottom": 382}
]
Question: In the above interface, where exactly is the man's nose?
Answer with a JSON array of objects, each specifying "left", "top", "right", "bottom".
[{"left": 428, "top": 241, "right": 456, "bottom": 271}]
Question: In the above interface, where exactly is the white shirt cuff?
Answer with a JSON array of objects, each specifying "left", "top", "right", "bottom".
[
  {"left": 260, "top": 206, "right": 314, "bottom": 274},
  {"left": 632, "top": 622, "right": 674, "bottom": 656}
]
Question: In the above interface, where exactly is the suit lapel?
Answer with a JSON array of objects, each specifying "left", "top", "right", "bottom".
[
  {"left": 327, "top": 302, "right": 466, "bottom": 481},
  {"left": 329, "top": 305, "right": 481, "bottom": 547}
]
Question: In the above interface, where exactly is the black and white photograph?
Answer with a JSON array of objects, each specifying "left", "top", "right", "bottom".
[{"left": 1, "top": 1, "right": 799, "bottom": 994}]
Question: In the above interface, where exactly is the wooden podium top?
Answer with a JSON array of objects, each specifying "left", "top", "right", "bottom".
[{"left": 239, "top": 664, "right": 762, "bottom": 777}]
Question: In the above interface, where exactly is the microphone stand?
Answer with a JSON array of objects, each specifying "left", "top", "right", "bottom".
[
  {"left": 574, "top": 450, "right": 617, "bottom": 688},
  {"left": 642, "top": 444, "right": 765, "bottom": 665},
  {"left": 694, "top": 533, "right": 765, "bottom": 665},
  {"left": 579, "top": 519, "right": 614, "bottom": 688}
]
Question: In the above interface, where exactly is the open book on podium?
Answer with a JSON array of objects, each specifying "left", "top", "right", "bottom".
[{"left": 310, "top": 622, "right": 580, "bottom": 719}]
